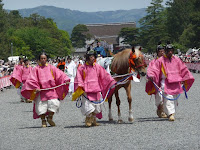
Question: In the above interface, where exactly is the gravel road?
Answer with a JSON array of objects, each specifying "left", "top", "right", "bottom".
[{"left": 0, "top": 73, "right": 199, "bottom": 150}]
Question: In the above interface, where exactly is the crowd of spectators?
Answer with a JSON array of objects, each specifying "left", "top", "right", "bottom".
[
  {"left": 1, "top": 49, "right": 200, "bottom": 91},
  {"left": 0, "top": 60, "right": 14, "bottom": 78},
  {"left": 144, "top": 51, "right": 200, "bottom": 63},
  {"left": 178, "top": 52, "right": 200, "bottom": 63},
  {"left": 0, "top": 60, "right": 15, "bottom": 91}
]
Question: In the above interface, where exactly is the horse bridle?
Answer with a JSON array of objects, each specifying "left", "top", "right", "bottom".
[
  {"left": 134, "top": 56, "right": 147, "bottom": 69},
  {"left": 129, "top": 51, "right": 146, "bottom": 70}
]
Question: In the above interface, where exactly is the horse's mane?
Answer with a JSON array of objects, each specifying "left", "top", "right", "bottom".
[{"left": 111, "top": 48, "right": 141, "bottom": 75}]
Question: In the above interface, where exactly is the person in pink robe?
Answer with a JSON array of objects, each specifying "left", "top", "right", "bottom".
[
  {"left": 21, "top": 52, "right": 70, "bottom": 128},
  {"left": 145, "top": 44, "right": 167, "bottom": 118},
  {"left": 21, "top": 59, "right": 32, "bottom": 84},
  {"left": 21, "top": 59, "right": 32, "bottom": 103},
  {"left": 146, "top": 43, "right": 194, "bottom": 121},
  {"left": 10, "top": 57, "right": 24, "bottom": 102},
  {"left": 73, "top": 50, "right": 116, "bottom": 127}
]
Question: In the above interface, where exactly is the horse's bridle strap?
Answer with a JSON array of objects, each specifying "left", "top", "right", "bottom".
[{"left": 135, "top": 63, "right": 146, "bottom": 68}]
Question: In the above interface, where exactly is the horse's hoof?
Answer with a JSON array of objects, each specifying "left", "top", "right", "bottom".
[
  {"left": 117, "top": 120, "right": 123, "bottom": 124},
  {"left": 109, "top": 118, "right": 114, "bottom": 121},
  {"left": 128, "top": 117, "right": 134, "bottom": 122}
]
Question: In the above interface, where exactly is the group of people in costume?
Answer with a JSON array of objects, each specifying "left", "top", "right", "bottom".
[
  {"left": 10, "top": 50, "right": 116, "bottom": 127},
  {"left": 10, "top": 57, "right": 32, "bottom": 103},
  {"left": 146, "top": 42, "right": 194, "bottom": 121},
  {"left": 9, "top": 41, "right": 194, "bottom": 128}
]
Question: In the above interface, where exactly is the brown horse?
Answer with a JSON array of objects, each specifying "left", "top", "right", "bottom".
[{"left": 108, "top": 46, "right": 147, "bottom": 123}]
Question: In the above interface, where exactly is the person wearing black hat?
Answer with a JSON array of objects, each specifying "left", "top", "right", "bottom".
[
  {"left": 10, "top": 56, "right": 24, "bottom": 102},
  {"left": 94, "top": 41, "right": 106, "bottom": 57},
  {"left": 146, "top": 42, "right": 194, "bottom": 121},
  {"left": 146, "top": 42, "right": 167, "bottom": 118},
  {"left": 57, "top": 58, "right": 65, "bottom": 72},
  {"left": 21, "top": 59, "right": 32, "bottom": 103},
  {"left": 73, "top": 50, "right": 116, "bottom": 127}
]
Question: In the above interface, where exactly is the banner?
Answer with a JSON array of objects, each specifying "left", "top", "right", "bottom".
[{"left": 0, "top": 75, "right": 12, "bottom": 89}]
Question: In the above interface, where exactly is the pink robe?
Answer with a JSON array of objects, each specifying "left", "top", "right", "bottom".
[
  {"left": 74, "top": 63, "right": 116, "bottom": 101},
  {"left": 21, "top": 64, "right": 70, "bottom": 101},
  {"left": 21, "top": 66, "right": 32, "bottom": 84},
  {"left": 10, "top": 64, "right": 23, "bottom": 88},
  {"left": 21, "top": 64, "right": 70, "bottom": 119},
  {"left": 146, "top": 55, "right": 194, "bottom": 95},
  {"left": 145, "top": 58, "right": 160, "bottom": 95}
]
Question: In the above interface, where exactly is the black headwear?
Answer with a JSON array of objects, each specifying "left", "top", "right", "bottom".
[
  {"left": 156, "top": 41, "right": 164, "bottom": 53},
  {"left": 165, "top": 41, "right": 174, "bottom": 51},
  {"left": 38, "top": 52, "right": 48, "bottom": 60},
  {"left": 67, "top": 56, "right": 72, "bottom": 60},
  {"left": 85, "top": 50, "right": 97, "bottom": 60}
]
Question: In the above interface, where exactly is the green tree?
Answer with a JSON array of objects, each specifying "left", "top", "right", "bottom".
[
  {"left": 7, "top": 10, "right": 22, "bottom": 28},
  {"left": 189, "top": 0, "right": 200, "bottom": 48},
  {"left": 138, "top": 0, "right": 169, "bottom": 53},
  {"left": 0, "top": 0, "right": 10, "bottom": 60},
  {"left": 0, "top": 3, "right": 71, "bottom": 60},
  {"left": 179, "top": 24, "right": 195, "bottom": 50},
  {"left": 7, "top": 13, "right": 72, "bottom": 59},
  {"left": 71, "top": 24, "right": 89, "bottom": 48},
  {"left": 166, "top": 0, "right": 195, "bottom": 43},
  {"left": 118, "top": 27, "right": 139, "bottom": 46}
]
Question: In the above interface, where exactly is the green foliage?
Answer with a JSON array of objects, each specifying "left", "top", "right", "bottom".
[
  {"left": 0, "top": 3, "right": 72, "bottom": 60},
  {"left": 166, "top": 0, "right": 195, "bottom": 43},
  {"left": 136, "top": 0, "right": 200, "bottom": 53},
  {"left": 179, "top": 24, "right": 195, "bottom": 50},
  {"left": 118, "top": 27, "right": 139, "bottom": 46},
  {"left": 164, "top": 0, "right": 200, "bottom": 49},
  {"left": 1, "top": 0, "right": 199, "bottom": 57},
  {"left": 189, "top": 0, "right": 200, "bottom": 48},
  {"left": 71, "top": 24, "right": 89, "bottom": 48},
  {"left": 138, "top": 0, "right": 169, "bottom": 53}
]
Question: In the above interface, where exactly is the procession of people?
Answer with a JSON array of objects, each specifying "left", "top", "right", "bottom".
[{"left": 0, "top": 40, "right": 197, "bottom": 128}]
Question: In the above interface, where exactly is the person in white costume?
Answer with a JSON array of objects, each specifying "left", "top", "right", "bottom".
[{"left": 65, "top": 56, "right": 77, "bottom": 96}]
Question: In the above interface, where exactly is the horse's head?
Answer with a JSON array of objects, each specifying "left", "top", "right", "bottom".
[
  {"left": 111, "top": 47, "right": 147, "bottom": 76},
  {"left": 129, "top": 46, "right": 147, "bottom": 76}
]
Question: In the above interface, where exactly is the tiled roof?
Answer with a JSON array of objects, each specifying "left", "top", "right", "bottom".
[{"left": 85, "top": 22, "right": 136, "bottom": 44}]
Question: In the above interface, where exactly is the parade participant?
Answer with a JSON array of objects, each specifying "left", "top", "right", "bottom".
[
  {"left": 94, "top": 41, "right": 106, "bottom": 57},
  {"left": 65, "top": 56, "right": 77, "bottom": 96},
  {"left": 72, "top": 50, "right": 116, "bottom": 127},
  {"left": 10, "top": 57, "right": 24, "bottom": 102},
  {"left": 57, "top": 58, "right": 66, "bottom": 72},
  {"left": 21, "top": 59, "right": 32, "bottom": 103},
  {"left": 146, "top": 43, "right": 194, "bottom": 121},
  {"left": 146, "top": 43, "right": 167, "bottom": 118},
  {"left": 52, "top": 59, "right": 58, "bottom": 67},
  {"left": 77, "top": 57, "right": 84, "bottom": 68},
  {"left": 21, "top": 52, "right": 70, "bottom": 127}
]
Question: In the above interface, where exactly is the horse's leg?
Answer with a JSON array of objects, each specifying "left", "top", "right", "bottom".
[
  {"left": 108, "top": 95, "right": 113, "bottom": 121},
  {"left": 115, "top": 89, "right": 122, "bottom": 123},
  {"left": 125, "top": 82, "right": 134, "bottom": 122}
]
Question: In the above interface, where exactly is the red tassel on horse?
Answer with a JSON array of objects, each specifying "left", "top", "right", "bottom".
[{"left": 137, "top": 73, "right": 140, "bottom": 79}]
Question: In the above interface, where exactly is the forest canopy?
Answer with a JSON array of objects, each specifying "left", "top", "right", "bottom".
[{"left": 0, "top": 0, "right": 72, "bottom": 60}]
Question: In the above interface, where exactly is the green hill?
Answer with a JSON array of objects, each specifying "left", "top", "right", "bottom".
[{"left": 16, "top": 6, "right": 146, "bottom": 35}]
